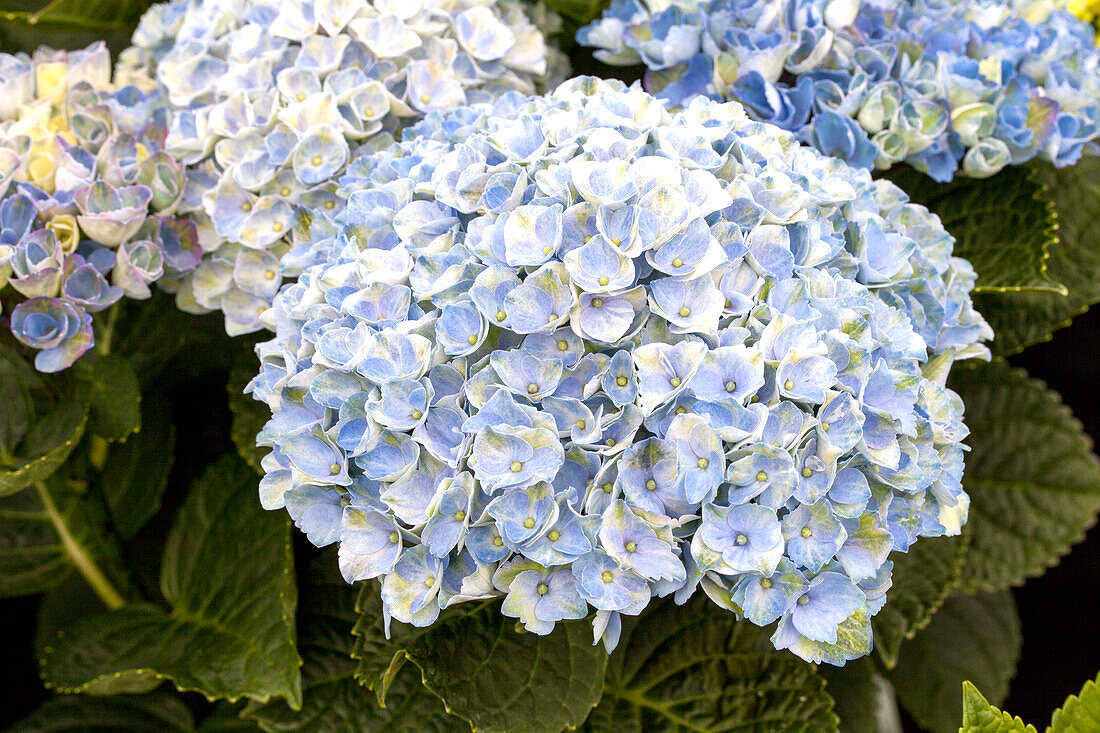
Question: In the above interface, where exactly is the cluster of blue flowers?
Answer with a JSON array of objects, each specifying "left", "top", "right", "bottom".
[
  {"left": 578, "top": 0, "right": 1100, "bottom": 181},
  {"left": 119, "top": 0, "right": 567, "bottom": 335},
  {"left": 248, "top": 77, "right": 991, "bottom": 664},
  {"left": 1, "top": 44, "right": 200, "bottom": 372}
]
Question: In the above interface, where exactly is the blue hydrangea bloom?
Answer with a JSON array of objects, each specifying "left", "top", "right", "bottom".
[
  {"left": 248, "top": 77, "right": 991, "bottom": 664},
  {"left": 579, "top": 0, "right": 1100, "bottom": 180},
  {"left": 118, "top": 0, "right": 569, "bottom": 334},
  {"left": 1, "top": 43, "right": 200, "bottom": 371}
]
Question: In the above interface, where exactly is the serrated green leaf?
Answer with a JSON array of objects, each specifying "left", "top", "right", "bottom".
[
  {"left": 39, "top": 455, "right": 303, "bottom": 707},
  {"left": 582, "top": 597, "right": 839, "bottom": 733},
  {"left": 1048, "top": 671, "right": 1100, "bottom": 733},
  {"left": 229, "top": 356, "right": 268, "bottom": 474},
  {"left": 99, "top": 392, "right": 175, "bottom": 539},
  {"left": 969, "top": 158, "right": 1100, "bottom": 355},
  {"left": 7, "top": 691, "right": 195, "bottom": 733},
  {"left": 244, "top": 554, "right": 457, "bottom": 732},
  {"left": 0, "top": 474, "right": 114, "bottom": 598},
  {"left": 75, "top": 353, "right": 142, "bottom": 442},
  {"left": 0, "top": 0, "right": 155, "bottom": 32},
  {"left": 544, "top": 0, "right": 610, "bottom": 23},
  {"left": 886, "top": 165, "right": 1062, "bottom": 295},
  {"left": 0, "top": 402, "right": 87, "bottom": 497},
  {"left": 872, "top": 532, "right": 970, "bottom": 668},
  {"left": 888, "top": 591, "right": 1021, "bottom": 733},
  {"left": 960, "top": 682, "right": 1037, "bottom": 733},
  {"left": 353, "top": 588, "right": 607, "bottom": 733},
  {"left": 949, "top": 361, "right": 1100, "bottom": 592}
]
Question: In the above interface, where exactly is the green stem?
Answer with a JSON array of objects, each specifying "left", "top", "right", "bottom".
[
  {"left": 34, "top": 481, "right": 125, "bottom": 611},
  {"left": 95, "top": 304, "right": 120, "bottom": 357}
]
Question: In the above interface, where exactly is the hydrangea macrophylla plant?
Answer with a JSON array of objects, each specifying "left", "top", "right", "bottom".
[
  {"left": 0, "top": 43, "right": 200, "bottom": 372},
  {"left": 578, "top": 0, "right": 1100, "bottom": 181},
  {"left": 247, "top": 77, "right": 991, "bottom": 665},
  {"left": 118, "top": 0, "right": 568, "bottom": 336}
]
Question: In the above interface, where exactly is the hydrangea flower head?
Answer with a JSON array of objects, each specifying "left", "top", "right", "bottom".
[
  {"left": 119, "top": 0, "right": 568, "bottom": 335},
  {"left": 579, "top": 0, "right": 1100, "bottom": 180},
  {"left": 249, "top": 77, "right": 991, "bottom": 664},
  {"left": 1, "top": 43, "right": 199, "bottom": 371}
]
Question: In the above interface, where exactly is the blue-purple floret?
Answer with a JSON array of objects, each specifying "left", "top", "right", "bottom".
[
  {"left": 579, "top": 0, "right": 1100, "bottom": 181},
  {"left": 247, "top": 77, "right": 990, "bottom": 665},
  {"left": 1, "top": 43, "right": 200, "bottom": 371}
]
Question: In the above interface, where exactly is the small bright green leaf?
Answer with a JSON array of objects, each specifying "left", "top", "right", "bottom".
[
  {"left": 872, "top": 532, "right": 970, "bottom": 668},
  {"left": 76, "top": 354, "right": 142, "bottom": 442},
  {"left": 886, "top": 164, "right": 1061, "bottom": 294},
  {"left": 0, "top": 475, "right": 112, "bottom": 598},
  {"left": 888, "top": 591, "right": 1021, "bottom": 733},
  {"left": 7, "top": 691, "right": 195, "bottom": 733},
  {"left": 99, "top": 392, "right": 175, "bottom": 538},
  {"left": 583, "top": 597, "right": 839, "bottom": 733},
  {"left": 0, "top": 0, "right": 155, "bottom": 32},
  {"left": 39, "top": 456, "right": 303, "bottom": 707},
  {"left": 969, "top": 158, "right": 1100, "bottom": 355},
  {"left": 0, "top": 403, "right": 87, "bottom": 497},
  {"left": 960, "top": 682, "right": 1037, "bottom": 733},
  {"left": 1048, "top": 671, "right": 1100, "bottom": 733},
  {"left": 950, "top": 361, "right": 1100, "bottom": 592},
  {"left": 229, "top": 356, "right": 268, "bottom": 474},
  {"left": 245, "top": 555, "right": 457, "bottom": 732},
  {"left": 353, "top": 588, "right": 607, "bottom": 733}
]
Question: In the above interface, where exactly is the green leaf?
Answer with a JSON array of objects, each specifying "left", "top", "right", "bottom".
[
  {"left": 969, "top": 159, "right": 1100, "bottom": 355},
  {"left": 1049, "top": 671, "right": 1100, "bottom": 733},
  {"left": 0, "top": 0, "right": 155, "bottom": 32},
  {"left": 99, "top": 392, "right": 175, "bottom": 539},
  {"left": 353, "top": 589, "right": 607, "bottom": 733},
  {"left": 244, "top": 554, "right": 458, "bottom": 732},
  {"left": 950, "top": 361, "right": 1100, "bottom": 592},
  {"left": 959, "top": 682, "right": 1037, "bottom": 733},
  {"left": 886, "top": 165, "right": 1062, "bottom": 295},
  {"left": 229, "top": 356, "right": 268, "bottom": 474},
  {"left": 819, "top": 659, "right": 878, "bottom": 733},
  {"left": 872, "top": 532, "right": 969, "bottom": 668},
  {"left": 0, "top": 475, "right": 114, "bottom": 598},
  {"left": 888, "top": 591, "right": 1021, "bottom": 733},
  {"left": 0, "top": 346, "right": 37, "bottom": 453},
  {"left": 110, "top": 293, "right": 250, "bottom": 388},
  {"left": 544, "top": 0, "right": 611, "bottom": 24},
  {"left": 39, "top": 455, "right": 303, "bottom": 707},
  {"left": 75, "top": 353, "right": 142, "bottom": 442},
  {"left": 8, "top": 691, "right": 195, "bottom": 733},
  {"left": 0, "top": 402, "right": 87, "bottom": 497},
  {"left": 583, "top": 597, "right": 838, "bottom": 733}
]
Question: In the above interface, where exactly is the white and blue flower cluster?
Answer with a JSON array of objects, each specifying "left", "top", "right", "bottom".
[
  {"left": 578, "top": 0, "right": 1100, "bottom": 181},
  {"left": 248, "top": 77, "right": 991, "bottom": 664},
  {"left": 119, "top": 0, "right": 567, "bottom": 335},
  {"left": 1, "top": 44, "right": 200, "bottom": 372}
]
